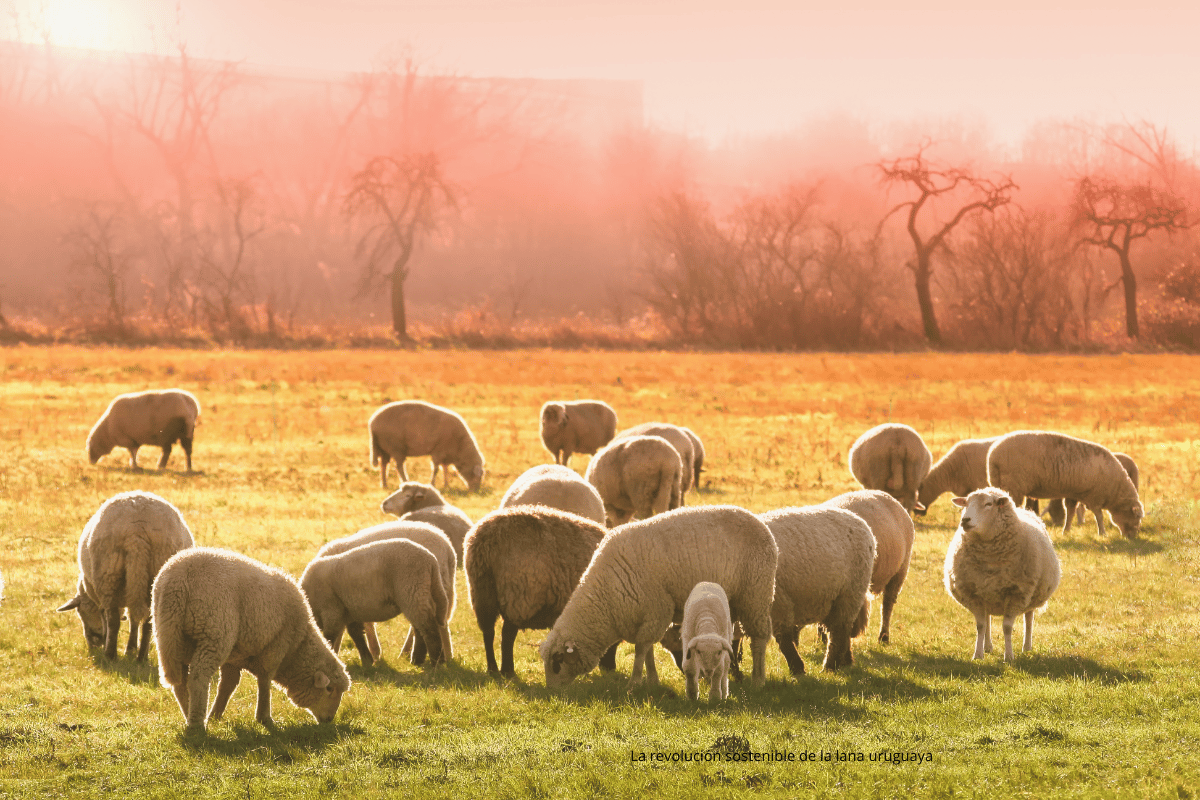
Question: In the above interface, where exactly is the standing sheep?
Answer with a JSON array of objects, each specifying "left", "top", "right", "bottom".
[
  {"left": 680, "top": 582, "right": 734, "bottom": 702},
  {"left": 369, "top": 401, "right": 486, "bottom": 491},
  {"left": 987, "top": 431, "right": 1144, "bottom": 538},
  {"left": 613, "top": 422, "right": 696, "bottom": 498},
  {"left": 300, "top": 539, "right": 452, "bottom": 668},
  {"left": 152, "top": 547, "right": 351, "bottom": 732},
  {"left": 1045, "top": 452, "right": 1141, "bottom": 530},
  {"left": 464, "top": 506, "right": 616, "bottom": 676},
  {"left": 824, "top": 489, "right": 914, "bottom": 644},
  {"left": 848, "top": 423, "right": 932, "bottom": 515},
  {"left": 58, "top": 491, "right": 194, "bottom": 661},
  {"left": 682, "top": 427, "right": 706, "bottom": 491},
  {"left": 945, "top": 488, "right": 1061, "bottom": 661},
  {"left": 758, "top": 506, "right": 875, "bottom": 674},
  {"left": 540, "top": 505, "right": 778, "bottom": 690},
  {"left": 86, "top": 389, "right": 200, "bottom": 472},
  {"left": 916, "top": 437, "right": 997, "bottom": 515},
  {"left": 500, "top": 464, "right": 607, "bottom": 525},
  {"left": 380, "top": 482, "right": 473, "bottom": 564},
  {"left": 584, "top": 435, "right": 682, "bottom": 526},
  {"left": 539, "top": 400, "right": 618, "bottom": 466}
]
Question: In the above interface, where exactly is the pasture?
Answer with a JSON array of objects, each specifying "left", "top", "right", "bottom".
[{"left": 1, "top": 347, "right": 1198, "bottom": 799}]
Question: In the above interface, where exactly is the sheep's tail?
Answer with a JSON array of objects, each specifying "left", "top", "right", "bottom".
[
  {"left": 887, "top": 452, "right": 906, "bottom": 492},
  {"left": 370, "top": 430, "right": 383, "bottom": 467},
  {"left": 652, "top": 465, "right": 677, "bottom": 514},
  {"left": 428, "top": 560, "right": 452, "bottom": 663},
  {"left": 851, "top": 594, "right": 872, "bottom": 639},
  {"left": 122, "top": 538, "right": 153, "bottom": 625},
  {"left": 151, "top": 577, "right": 185, "bottom": 689}
]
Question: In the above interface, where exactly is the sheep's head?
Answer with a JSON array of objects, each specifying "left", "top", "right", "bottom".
[
  {"left": 465, "top": 462, "right": 485, "bottom": 493},
  {"left": 381, "top": 482, "right": 441, "bottom": 516},
  {"left": 952, "top": 488, "right": 1014, "bottom": 540},
  {"left": 57, "top": 587, "right": 106, "bottom": 649},
  {"left": 541, "top": 403, "right": 567, "bottom": 432},
  {"left": 287, "top": 665, "right": 351, "bottom": 724},
  {"left": 1110, "top": 501, "right": 1144, "bottom": 539},
  {"left": 914, "top": 480, "right": 938, "bottom": 516},
  {"left": 682, "top": 634, "right": 733, "bottom": 686},
  {"left": 86, "top": 428, "right": 113, "bottom": 465},
  {"left": 540, "top": 632, "right": 590, "bottom": 688}
]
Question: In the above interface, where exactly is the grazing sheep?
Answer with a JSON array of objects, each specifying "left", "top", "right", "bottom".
[
  {"left": 58, "top": 491, "right": 194, "bottom": 661},
  {"left": 500, "top": 464, "right": 607, "bottom": 525},
  {"left": 300, "top": 539, "right": 452, "bottom": 668},
  {"left": 916, "top": 437, "right": 997, "bottom": 515},
  {"left": 464, "top": 506, "right": 616, "bottom": 676},
  {"left": 758, "top": 506, "right": 875, "bottom": 674},
  {"left": 1045, "top": 452, "right": 1141, "bottom": 529},
  {"left": 540, "top": 505, "right": 778, "bottom": 690},
  {"left": 945, "top": 488, "right": 1061, "bottom": 661},
  {"left": 987, "top": 431, "right": 1144, "bottom": 538},
  {"left": 584, "top": 435, "right": 682, "bottom": 526},
  {"left": 86, "top": 389, "right": 201, "bottom": 472},
  {"left": 682, "top": 427, "right": 706, "bottom": 490},
  {"left": 369, "top": 401, "right": 485, "bottom": 491},
  {"left": 316, "top": 521, "right": 456, "bottom": 666},
  {"left": 848, "top": 423, "right": 932, "bottom": 514},
  {"left": 380, "top": 482, "right": 473, "bottom": 564},
  {"left": 539, "top": 400, "right": 618, "bottom": 466},
  {"left": 152, "top": 547, "right": 351, "bottom": 732},
  {"left": 824, "top": 489, "right": 914, "bottom": 644},
  {"left": 680, "top": 582, "right": 734, "bottom": 702},
  {"left": 613, "top": 422, "right": 696, "bottom": 497}
]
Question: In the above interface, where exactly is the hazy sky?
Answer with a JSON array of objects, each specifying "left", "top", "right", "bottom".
[{"left": 7, "top": 0, "right": 1200, "bottom": 147}]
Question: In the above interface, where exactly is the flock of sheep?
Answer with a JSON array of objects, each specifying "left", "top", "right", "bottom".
[{"left": 58, "top": 388, "right": 1146, "bottom": 732}]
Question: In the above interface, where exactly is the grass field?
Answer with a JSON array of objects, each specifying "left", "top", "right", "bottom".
[{"left": 1, "top": 347, "right": 1198, "bottom": 799}]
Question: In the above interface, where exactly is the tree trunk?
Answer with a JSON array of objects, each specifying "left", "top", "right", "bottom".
[
  {"left": 912, "top": 250, "right": 942, "bottom": 345},
  {"left": 390, "top": 264, "right": 409, "bottom": 340},
  {"left": 1119, "top": 250, "right": 1139, "bottom": 339}
]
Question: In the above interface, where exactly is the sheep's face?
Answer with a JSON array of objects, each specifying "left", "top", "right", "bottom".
[
  {"left": 540, "top": 634, "right": 590, "bottom": 688},
  {"left": 914, "top": 481, "right": 937, "bottom": 515},
  {"left": 86, "top": 435, "right": 113, "bottom": 465},
  {"left": 541, "top": 404, "right": 567, "bottom": 432},
  {"left": 1111, "top": 502, "right": 1144, "bottom": 539},
  {"left": 466, "top": 463, "right": 484, "bottom": 492},
  {"left": 953, "top": 490, "right": 1012, "bottom": 540},
  {"left": 57, "top": 591, "right": 106, "bottom": 648},
  {"left": 288, "top": 668, "right": 350, "bottom": 724},
  {"left": 682, "top": 636, "right": 732, "bottom": 686},
  {"left": 381, "top": 483, "right": 430, "bottom": 516}
]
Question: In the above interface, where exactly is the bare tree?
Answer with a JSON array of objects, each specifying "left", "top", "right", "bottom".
[
  {"left": 878, "top": 144, "right": 1017, "bottom": 345},
  {"left": 64, "top": 203, "right": 138, "bottom": 331},
  {"left": 196, "top": 176, "right": 264, "bottom": 336}
]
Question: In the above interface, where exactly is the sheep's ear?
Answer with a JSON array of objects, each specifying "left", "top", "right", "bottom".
[
  {"left": 550, "top": 652, "right": 563, "bottom": 674},
  {"left": 951, "top": 497, "right": 968, "bottom": 508},
  {"left": 57, "top": 596, "right": 82, "bottom": 612},
  {"left": 995, "top": 495, "right": 1010, "bottom": 509},
  {"left": 314, "top": 671, "right": 330, "bottom": 689},
  {"left": 913, "top": 500, "right": 926, "bottom": 513}
]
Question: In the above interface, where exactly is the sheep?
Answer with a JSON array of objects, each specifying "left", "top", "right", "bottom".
[
  {"left": 499, "top": 464, "right": 606, "bottom": 525},
  {"left": 584, "top": 435, "right": 682, "bottom": 526},
  {"left": 987, "top": 430, "right": 1144, "bottom": 538},
  {"left": 540, "top": 504, "right": 778, "bottom": 690},
  {"left": 848, "top": 423, "right": 932, "bottom": 514},
  {"left": 316, "top": 520, "right": 456, "bottom": 667},
  {"left": 613, "top": 422, "right": 696, "bottom": 497},
  {"left": 682, "top": 427, "right": 706, "bottom": 490},
  {"left": 380, "top": 481, "right": 473, "bottom": 564},
  {"left": 1044, "top": 452, "right": 1141, "bottom": 529},
  {"left": 945, "top": 488, "right": 1061, "bottom": 661},
  {"left": 680, "top": 582, "right": 734, "bottom": 702},
  {"left": 463, "top": 505, "right": 617, "bottom": 676},
  {"left": 152, "top": 547, "right": 351, "bottom": 732},
  {"left": 915, "top": 437, "right": 997, "bottom": 515},
  {"left": 824, "top": 489, "right": 914, "bottom": 644},
  {"left": 58, "top": 490, "right": 194, "bottom": 661},
  {"left": 539, "top": 400, "right": 618, "bottom": 466},
  {"left": 86, "top": 388, "right": 200, "bottom": 472},
  {"left": 369, "top": 400, "right": 486, "bottom": 491},
  {"left": 300, "top": 538, "right": 452, "bottom": 668},
  {"left": 757, "top": 506, "right": 875, "bottom": 674}
]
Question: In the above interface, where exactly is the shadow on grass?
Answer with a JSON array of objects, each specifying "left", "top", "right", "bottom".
[
  {"left": 345, "top": 658, "right": 495, "bottom": 691},
  {"left": 90, "top": 464, "right": 206, "bottom": 480},
  {"left": 89, "top": 651, "right": 161, "bottom": 685},
  {"left": 177, "top": 718, "right": 364, "bottom": 757},
  {"left": 1051, "top": 534, "right": 1164, "bottom": 556},
  {"left": 867, "top": 648, "right": 1148, "bottom": 685}
]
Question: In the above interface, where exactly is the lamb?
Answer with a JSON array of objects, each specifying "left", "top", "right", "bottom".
[
  {"left": 823, "top": 489, "right": 914, "bottom": 644},
  {"left": 316, "top": 520, "right": 456, "bottom": 666},
  {"left": 680, "top": 582, "right": 734, "bottom": 702},
  {"left": 987, "top": 430, "right": 1144, "bottom": 538},
  {"left": 380, "top": 481, "right": 473, "bottom": 564},
  {"left": 58, "top": 490, "right": 194, "bottom": 661},
  {"left": 1045, "top": 452, "right": 1140, "bottom": 530},
  {"left": 540, "top": 505, "right": 778, "bottom": 690},
  {"left": 300, "top": 538, "right": 452, "bottom": 668},
  {"left": 369, "top": 400, "right": 486, "bottom": 491},
  {"left": 86, "top": 388, "right": 201, "bottom": 472},
  {"left": 463, "top": 505, "right": 616, "bottom": 676},
  {"left": 848, "top": 423, "right": 932, "bottom": 514},
  {"left": 757, "top": 506, "right": 875, "bottom": 674},
  {"left": 944, "top": 488, "right": 1061, "bottom": 661},
  {"left": 499, "top": 464, "right": 607, "bottom": 525},
  {"left": 915, "top": 437, "right": 997, "bottom": 515},
  {"left": 152, "top": 547, "right": 351, "bottom": 732},
  {"left": 613, "top": 422, "right": 696, "bottom": 497},
  {"left": 584, "top": 435, "right": 682, "bottom": 526},
  {"left": 539, "top": 400, "right": 618, "bottom": 466},
  {"left": 682, "top": 427, "right": 706, "bottom": 491}
]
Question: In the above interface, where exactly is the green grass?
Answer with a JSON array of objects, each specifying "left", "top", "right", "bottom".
[{"left": 1, "top": 347, "right": 1198, "bottom": 798}]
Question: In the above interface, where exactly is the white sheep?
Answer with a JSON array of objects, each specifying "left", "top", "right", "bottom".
[
  {"left": 682, "top": 427, "right": 706, "bottom": 491},
  {"left": 380, "top": 481, "right": 473, "bottom": 564},
  {"left": 680, "top": 581, "right": 734, "bottom": 702},
  {"left": 463, "top": 505, "right": 615, "bottom": 676},
  {"left": 916, "top": 437, "right": 996, "bottom": 515},
  {"left": 758, "top": 506, "right": 875, "bottom": 674},
  {"left": 369, "top": 400, "right": 486, "bottom": 491},
  {"left": 613, "top": 422, "right": 696, "bottom": 498},
  {"left": 152, "top": 547, "right": 351, "bottom": 732},
  {"left": 1045, "top": 452, "right": 1141, "bottom": 530},
  {"left": 540, "top": 505, "right": 778, "bottom": 690},
  {"left": 58, "top": 490, "right": 194, "bottom": 661},
  {"left": 86, "top": 388, "right": 201, "bottom": 472},
  {"left": 316, "top": 520, "right": 456, "bottom": 667},
  {"left": 300, "top": 538, "right": 452, "bottom": 667},
  {"left": 499, "top": 464, "right": 606, "bottom": 525},
  {"left": 539, "top": 400, "right": 618, "bottom": 466},
  {"left": 584, "top": 434, "right": 682, "bottom": 527},
  {"left": 848, "top": 423, "right": 932, "bottom": 514},
  {"left": 945, "top": 488, "right": 1061, "bottom": 661},
  {"left": 824, "top": 489, "right": 914, "bottom": 643},
  {"left": 987, "top": 430, "right": 1144, "bottom": 538}
]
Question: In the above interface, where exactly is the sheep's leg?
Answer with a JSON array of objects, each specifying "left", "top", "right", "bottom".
[
  {"left": 182, "top": 436, "right": 194, "bottom": 473},
  {"left": 254, "top": 673, "right": 276, "bottom": 729},
  {"left": 124, "top": 618, "right": 140, "bottom": 658},
  {"left": 983, "top": 615, "right": 993, "bottom": 653},
  {"left": 169, "top": 664, "right": 190, "bottom": 723},
  {"left": 413, "top": 621, "right": 443, "bottom": 666},
  {"left": 397, "top": 457, "right": 408, "bottom": 482},
  {"left": 749, "top": 633, "right": 769, "bottom": 687},
  {"left": 185, "top": 662, "right": 216, "bottom": 731},
  {"left": 365, "top": 623, "right": 382, "bottom": 661},
  {"left": 103, "top": 606, "right": 122, "bottom": 660},
  {"left": 1002, "top": 616, "right": 1016, "bottom": 662},
  {"left": 973, "top": 612, "right": 989, "bottom": 659},
  {"left": 1062, "top": 503, "right": 1075, "bottom": 536},
  {"left": 879, "top": 572, "right": 904, "bottom": 644},
  {"left": 1023, "top": 609, "right": 1035, "bottom": 653},
  {"left": 822, "top": 624, "right": 853, "bottom": 671},
  {"left": 1092, "top": 505, "right": 1107, "bottom": 538},
  {"left": 776, "top": 630, "right": 806, "bottom": 675},
  {"left": 128, "top": 446, "right": 141, "bottom": 470},
  {"left": 136, "top": 620, "right": 152, "bottom": 662},
  {"left": 561, "top": 451, "right": 572, "bottom": 467},
  {"left": 400, "top": 626, "right": 415, "bottom": 659},
  {"left": 157, "top": 442, "right": 172, "bottom": 470},
  {"left": 378, "top": 453, "right": 391, "bottom": 489},
  {"left": 628, "top": 642, "right": 653, "bottom": 687},
  {"left": 500, "top": 619, "right": 519, "bottom": 677},
  {"left": 411, "top": 629, "right": 429, "bottom": 665},
  {"left": 480, "top": 616, "right": 500, "bottom": 674},
  {"left": 598, "top": 643, "right": 618, "bottom": 671},
  {"left": 728, "top": 636, "right": 744, "bottom": 682},
  {"left": 346, "top": 622, "right": 374, "bottom": 667},
  {"left": 208, "top": 664, "right": 242, "bottom": 722},
  {"left": 685, "top": 669, "right": 699, "bottom": 701},
  {"left": 645, "top": 647, "right": 658, "bottom": 685}
]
